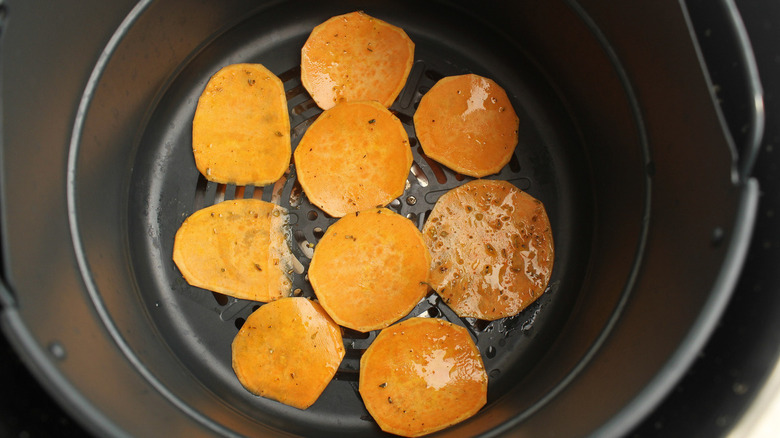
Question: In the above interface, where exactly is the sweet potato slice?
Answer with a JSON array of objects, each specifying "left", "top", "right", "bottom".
[
  {"left": 294, "top": 101, "right": 412, "bottom": 217},
  {"left": 359, "top": 317, "right": 487, "bottom": 437},
  {"left": 301, "top": 11, "right": 415, "bottom": 110},
  {"left": 172, "top": 199, "right": 294, "bottom": 302},
  {"left": 413, "top": 74, "right": 519, "bottom": 177},
  {"left": 192, "top": 63, "right": 291, "bottom": 186},
  {"left": 308, "top": 208, "right": 430, "bottom": 332},
  {"left": 231, "top": 297, "right": 345, "bottom": 409},
  {"left": 422, "top": 179, "right": 554, "bottom": 320}
]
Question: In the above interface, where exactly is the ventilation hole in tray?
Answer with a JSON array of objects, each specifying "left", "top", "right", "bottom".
[
  {"left": 334, "top": 369, "right": 360, "bottom": 382},
  {"left": 465, "top": 317, "right": 491, "bottom": 332},
  {"left": 234, "top": 317, "right": 245, "bottom": 330},
  {"left": 292, "top": 115, "right": 319, "bottom": 140},
  {"left": 212, "top": 291, "right": 229, "bottom": 306},
  {"left": 307, "top": 210, "right": 318, "bottom": 221},
  {"left": 313, "top": 227, "right": 324, "bottom": 239},
  {"left": 417, "top": 146, "right": 448, "bottom": 184},
  {"left": 508, "top": 153, "right": 521, "bottom": 173},
  {"left": 285, "top": 84, "right": 307, "bottom": 101},
  {"left": 270, "top": 171, "right": 288, "bottom": 204},
  {"left": 453, "top": 172, "right": 465, "bottom": 181},
  {"left": 292, "top": 98, "right": 319, "bottom": 115},
  {"left": 424, "top": 69, "right": 444, "bottom": 82},
  {"left": 294, "top": 229, "right": 314, "bottom": 259},
  {"left": 277, "top": 66, "right": 301, "bottom": 83},
  {"left": 410, "top": 161, "right": 429, "bottom": 187},
  {"left": 342, "top": 327, "right": 371, "bottom": 340},
  {"left": 234, "top": 185, "right": 246, "bottom": 199},
  {"left": 289, "top": 179, "right": 304, "bottom": 208},
  {"left": 252, "top": 304, "right": 261, "bottom": 312},
  {"left": 193, "top": 174, "right": 209, "bottom": 210},
  {"left": 390, "top": 110, "right": 413, "bottom": 126},
  {"left": 215, "top": 183, "right": 227, "bottom": 203}
]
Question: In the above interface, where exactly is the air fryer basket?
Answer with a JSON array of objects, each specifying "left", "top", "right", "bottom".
[{"left": 0, "top": 0, "right": 760, "bottom": 437}]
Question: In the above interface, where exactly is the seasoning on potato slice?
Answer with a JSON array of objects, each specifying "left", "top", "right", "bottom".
[
  {"left": 308, "top": 208, "right": 430, "bottom": 332},
  {"left": 414, "top": 74, "right": 519, "bottom": 178},
  {"left": 192, "top": 63, "right": 291, "bottom": 186},
  {"left": 423, "top": 179, "right": 554, "bottom": 321},
  {"left": 301, "top": 11, "right": 415, "bottom": 110},
  {"left": 359, "top": 317, "right": 487, "bottom": 437},
  {"left": 294, "top": 101, "right": 412, "bottom": 217},
  {"left": 172, "top": 199, "right": 294, "bottom": 302},
  {"left": 232, "top": 297, "right": 345, "bottom": 409}
]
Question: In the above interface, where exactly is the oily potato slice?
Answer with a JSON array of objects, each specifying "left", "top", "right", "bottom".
[
  {"left": 414, "top": 74, "right": 519, "bottom": 178},
  {"left": 172, "top": 199, "right": 294, "bottom": 302},
  {"left": 301, "top": 11, "right": 415, "bottom": 110},
  {"left": 192, "top": 63, "right": 291, "bottom": 186},
  {"left": 294, "top": 101, "right": 412, "bottom": 217},
  {"left": 422, "top": 179, "right": 554, "bottom": 321},
  {"left": 359, "top": 317, "right": 487, "bottom": 437},
  {"left": 308, "top": 208, "right": 430, "bottom": 332},
  {"left": 232, "top": 297, "right": 345, "bottom": 409}
]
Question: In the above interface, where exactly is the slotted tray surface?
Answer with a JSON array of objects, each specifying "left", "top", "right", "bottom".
[{"left": 127, "top": 9, "right": 588, "bottom": 432}]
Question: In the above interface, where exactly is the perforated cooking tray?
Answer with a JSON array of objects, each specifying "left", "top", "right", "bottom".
[{"left": 0, "top": 0, "right": 761, "bottom": 437}]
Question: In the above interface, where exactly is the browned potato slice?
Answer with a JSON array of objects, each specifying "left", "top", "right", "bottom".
[
  {"left": 294, "top": 101, "right": 412, "bottom": 217},
  {"left": 308, "top": 208, "right": 430, "bottom": 332},
  {"left": 414, "top": 74, "right": 519, "bottom": 177},
  {"left": 422, "top": 179, "right": 554, "bottom": 320},
  {"left": 301, "top": 11, "right": 415, "bottom": 110},
  {"left": 232, "top": 297, "right": 345, "bottom": 409},
  {"left": 359, "top": 317, "right": 487, "bottom": 437},
  {"left": 172, "top": 199, "right": 294, "bottom": 302},
  {"left": 192, "top": 63, "right": 291, "bottom": 186}
]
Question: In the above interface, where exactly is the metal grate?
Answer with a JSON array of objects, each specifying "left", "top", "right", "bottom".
[{"left": 187, "top": 61, "right": 543, "bottom": 388}]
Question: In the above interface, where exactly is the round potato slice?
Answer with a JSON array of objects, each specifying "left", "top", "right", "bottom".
[
  {"left": 359, "top": 317, "right": 487, "bottom": 437},
  {"left": 294, "top": 101, "right": 412, "bottom": 217},
  {"left": 172, "top": 199, "right": 294, "bottom": 302},
  {"left": 308, "top": 208, "right": 430, "bottom": 332},
  {"left": 414, "top": 74, "right": 519, "bottom": 177},
  {"left": 232, "top": 297, "right": 345, "bottom": 409},
  {"left": 192, "top": 63, "right": 291, "bottom": 186},
  {"left": 422, "top": 179, "right": 554, "bottom": 321},
  {"left": 301, "top": 11, "right": 415, "bottom": 110}
]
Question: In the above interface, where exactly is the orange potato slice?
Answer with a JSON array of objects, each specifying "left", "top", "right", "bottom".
[
  {"left": 294, "top": 101, "right": 412, "bottom": 217},
  {"left": 414, "top": 74, "right": 519, "bottom": 177},
  {"left": 192, "top": 63, "right": 291, "bottom": 186},
  {"left": 301, "top": 11, "right": 415, "bottom": 110},
  {"left": 359, "top": 317, "right": 487, "bottom": 437},
  {"left": 422, "top": 179, "right": 554, "bottom": 320},
  {"left": 308, "top": 208, "right": 430, "bottom": 332},
  {"left": 231, "top": 297, "right": 345, "bottom": 409},
  {"left": 172, "top": 199, "right": 294, "bottom": 302}
]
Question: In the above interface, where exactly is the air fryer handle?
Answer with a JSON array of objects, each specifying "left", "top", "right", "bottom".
[{"left": 686, "top": 0, "right": 764, "bottom": 182}]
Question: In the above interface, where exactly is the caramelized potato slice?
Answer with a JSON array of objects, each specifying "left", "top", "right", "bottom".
[
  {"left": 232, "top": 297, "right": 345, "bottom": 409},
  {"left": 172, "top": 199, "right": 294, "bottom": 302},
  {"left": 422, "top": 179, "right": 554, "bottom": 320},
  {"left": 294, "top": 101, "right": 412, "bottom": 217},
  {"left": 308, "top": 208, "right": 430, "bottom": 332},
  {"left": 414, "top": 74, "right": 519, "bottom": 177},
  {"left": 360, "top": 317, "right": 487, "bottom": 437},
  {"left": 192, "top": 63, "right": 291, "bottom": 186},
  {"left": 301, "top": 11, "right": 415, "bottom": 110}
]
